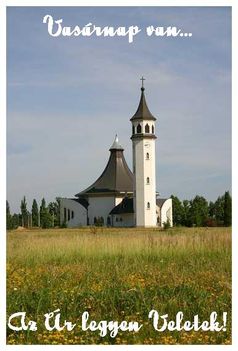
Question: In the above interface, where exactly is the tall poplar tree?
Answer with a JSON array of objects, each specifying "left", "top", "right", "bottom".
[
  {"left": 32, "top": 199, "right": 39, "bottom": 227},
  {"left": 170, "top": 195, "right": 184, "bottom": 226},
  {"left": 48, "top": 199, "right": 60, "bottom": 227},
  {"left": 40, "top": 198, "right": 52, "bottom": 228},
  {"left": 6, "top": 201, "right": 13, "bottom": 230},
  {"left": 223, "top": 191, "right": 232, "bottom": 226},
  {"left": 20, "top": 196, "right": 28, "bottom": 227}
]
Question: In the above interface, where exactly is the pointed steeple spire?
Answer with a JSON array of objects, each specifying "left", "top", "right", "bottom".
[
  {"left": 130, "top": 77, "right": 156, "bottom": 121},
  {"left": 109, "top": 134, "right": 124, "bottom": 151}
]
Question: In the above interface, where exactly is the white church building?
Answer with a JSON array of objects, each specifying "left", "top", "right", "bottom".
[{"left": 59, "top": 80, "right": 173, "bottom": 228}]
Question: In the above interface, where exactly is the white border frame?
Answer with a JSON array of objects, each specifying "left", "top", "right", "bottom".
[{"left": 1, "top": 1, "right": 236, "bottom": 350}]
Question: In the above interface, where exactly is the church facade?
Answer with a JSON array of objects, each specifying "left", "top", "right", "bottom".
[{"left": 59, "top": 81, "right": 173, "bottom": 228}]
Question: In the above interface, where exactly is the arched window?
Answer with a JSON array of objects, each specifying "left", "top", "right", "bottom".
[
  {"left": 147, "top": 202, "right": 150, "bottom": 209},
  {"left": 146, "top": 177, "right": 150, "bottom": 184},
  {"left": 146, "top": 152, "right": 149, "bottom": 160},
  {"left": 137, "top": 124, "right": 142, "bottom": 133},
  {"left": 145, "top": 123, "right": 150, "bottom": 133},
  {"left": 132, "top": 125, "right": 135, "bottom": 134},
  {"left": 152, "top": 125, "right": 154, "bottom": 134}
]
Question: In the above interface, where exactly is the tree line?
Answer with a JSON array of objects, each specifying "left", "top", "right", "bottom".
[
  {"left": 6, "top": 191, "right": 232, "bottom": 230},
  {"left": 171, "top": 191, "right": 232, "bottom": 227},
  {"left": 6, "top": 197, "right": 61, "bottom": 230}
]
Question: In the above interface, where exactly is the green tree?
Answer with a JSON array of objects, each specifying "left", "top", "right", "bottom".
[
  {"left": 213, "top": 195, "right": 224, "bottom": 224},
  {"left": 48, "top": 199, "right": 60, "bottom": 227},
  {"left": 31, "top": 199, "right": 39, "bottom": 227},
  {"left": 40, "top": 197, "right": 46, "bottom": 223},
  {"left": 20, "top": 196, "right": 28, "bottom": 227},
  {"left": 182, "top": 200, "right": 190, "bottom": 226},
  {"left": 11, "top": 214, "right": 20, "bottom": 229},
  {"left": 223, "top": 191, "right": 232, "bottom": 226},
  {"left": 40, "top": 198, "right": 52, "bottom": 228},
  {"left": 208, "top": 201, "right": 215, "bottom": 218},
  {"left": 170, "top": 195, "right": 184, "bottom": 225},
  {"left": 187, "top": 195, "right": 209, "bottom": 227},
  {"left": 6, "top": 201, "right": 13, "bottom": 230},
  {"left": 203, "top": 201, "right": 218, "bottom": 226}
]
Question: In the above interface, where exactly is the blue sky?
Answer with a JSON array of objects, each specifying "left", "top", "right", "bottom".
[{"left": 7, "top": 6, "right": 231, "bottom": 213}]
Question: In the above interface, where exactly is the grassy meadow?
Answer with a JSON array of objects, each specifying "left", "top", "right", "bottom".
[{"left": 7, "top": 226, "right": 231, "bottom": 345}]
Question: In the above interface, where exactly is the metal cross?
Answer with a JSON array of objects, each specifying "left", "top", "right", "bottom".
[{"left": 140, "top": 76, "right": 145, "bottom": 88}]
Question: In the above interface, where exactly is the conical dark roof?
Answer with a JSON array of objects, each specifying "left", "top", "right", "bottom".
[
  {"left": 75, "top": 136, "right": 133, "bottom": 197},
  {"left": 110, "top": 197, "right": 134, "bottom": 214},
  {"left": 130, "top": 86, "right": 156, "bottom": 121}
]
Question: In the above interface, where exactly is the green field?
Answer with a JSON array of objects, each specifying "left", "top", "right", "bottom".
[{"left": 7, "top": 227, "right": 231, "bottom": 345}]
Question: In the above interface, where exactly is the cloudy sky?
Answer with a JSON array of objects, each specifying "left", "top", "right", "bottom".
[{"left": 7, "top": 6, "right": 231, "bottom": 213}]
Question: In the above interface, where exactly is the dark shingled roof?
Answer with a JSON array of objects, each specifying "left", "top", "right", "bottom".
[
  {"left": 130, "top": 87, "right": 156, "bottom": 121},
  {"left": 71, "top": 198, "right": 89, "bottom": 209},
  {"left": 110, "top": 197, "right": 134, "bottom": 215},
  {"left": 75, "top": 137, "right": 134, "bottom": 197},
  {"left": 156, "top": 198, "right": 168, "bottom": 208}
]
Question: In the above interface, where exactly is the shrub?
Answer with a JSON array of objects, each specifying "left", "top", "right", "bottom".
[
  {"left": 163, "top": 219, "right": 171, "bottom": 230},
  {"left": 204, "top": 218, "right": 217, "bottom": 227},
  {"left": 60, "top": 221, "right": 67, "bottom": 228}
]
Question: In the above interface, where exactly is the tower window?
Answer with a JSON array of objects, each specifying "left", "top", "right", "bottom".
[
  {"left": 147, "top": 202, "right": 150, "bottom": 209},
  {"left": 137, "top": 124, "right": 142, "bottom": 133},
  {"left": 146, "top": 177, "right": 150, "bottom": 184},
  {"left": 132, "top": 125, "right": 135, "bottom": 134},
  {"left": 146, "top": 152, "right": 149, "bottom": 160},
  {"left": 152, "top": 125, "right": 154, "bottom": 134},
  {"left": 145, "top": 123, "right": 150, "bottom": 133}
]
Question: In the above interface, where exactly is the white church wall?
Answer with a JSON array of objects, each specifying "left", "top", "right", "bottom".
[
  {"left": 111, "top": 213, "right": 134, "bottom": 227},
  {"left": 60, "top": 198, "right": 87, "bottom": 227},
  {"left": 160, "top": 199, "right": 173, "bottom": 227},
  {"left": 88, "top": 196, "right": 115, "bottom": 225}
]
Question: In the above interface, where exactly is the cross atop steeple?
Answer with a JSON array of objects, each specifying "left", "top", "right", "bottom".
[{"left": 140, "top": 76, "right": 145, "bottom": 90}]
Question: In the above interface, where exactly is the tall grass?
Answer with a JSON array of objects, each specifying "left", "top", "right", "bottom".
[{"left": 7, "top": 227, "right": 231, "bottom": 345}]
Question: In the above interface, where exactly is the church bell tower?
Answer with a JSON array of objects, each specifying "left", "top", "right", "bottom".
[{"left": 131, "top": 78, "right": 157, "bottom": 227}]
